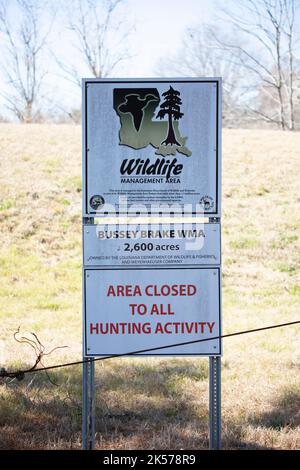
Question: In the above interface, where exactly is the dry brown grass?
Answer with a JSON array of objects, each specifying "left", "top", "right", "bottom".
[{"left": 0, "top": 124, "right": 299, "bottom": 450}]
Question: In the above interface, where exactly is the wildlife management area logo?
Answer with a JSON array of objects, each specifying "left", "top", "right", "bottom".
[{"left": 113, "top": 86, "right": 192, "bottom": 157}]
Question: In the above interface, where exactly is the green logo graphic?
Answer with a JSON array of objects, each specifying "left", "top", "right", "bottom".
[{"left": 113, "top": 87, "right": 192, "bottom": 157}]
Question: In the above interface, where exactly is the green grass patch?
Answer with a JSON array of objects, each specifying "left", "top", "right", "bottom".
[
  {"left": 256, "top": 185, "right": 270, "bottom": 196},
  {"left": 289, "top": 285, "right": 300, "bottom": 296},
  {"left": 230, "top": 238, "right": 260, "bottom": 249},
  {"left": 57, "top": 197, "right": 71, "bottom": 206},
  {"left": 36, "top": 301, "right": 60, "bottom": 311},
  {"left": 0, "top": 199, "right": 14, "bottom": 211},
  {"left": 44, "top": 159, "right": 59, "bottom": 172},
  {"left": 274, "top": 262, "right": 296, "bottom": 274},
  {"left": 271, "top": 234, "right": 298, "bottom": 249},
  {"left": 63, "top": 175, "right": 82, "bottom": 192}
]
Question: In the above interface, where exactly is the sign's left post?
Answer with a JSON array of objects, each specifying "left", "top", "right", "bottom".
[
  {"left": 82, "top": 81, "right": 94, "bottom": 449},
  {"left": 82, "top": 218, "right": 95, "bottom": 450}
]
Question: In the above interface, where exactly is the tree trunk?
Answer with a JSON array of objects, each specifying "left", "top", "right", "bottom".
[
  {"left": 275, "top": 26, "right": 286, "bottom": 130},
  {"left": 287, "top": 31, "right": 295, "bottom": 130},
  {"left": 24, "top": 101, "right": 33, "bottom": 123},
  {"left": 162, "top": 112, "right": 180, "bottom": 146}
]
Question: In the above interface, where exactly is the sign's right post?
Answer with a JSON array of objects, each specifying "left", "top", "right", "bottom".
[{"left": 209, "top": 355, "right": 221, "bottom": 449}]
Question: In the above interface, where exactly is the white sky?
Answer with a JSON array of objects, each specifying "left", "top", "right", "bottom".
[
  {"left": 125, "top": 0, "right": 214, "bottom": 77},
  {"left": 58, "top": 0, "right": 215, "bottom": 109},
  {"left": 0, "top": 0, "right": 216, "bottom": 116},
  {"left": 1, "top": 0, "right": 299, "bottom": 117}
]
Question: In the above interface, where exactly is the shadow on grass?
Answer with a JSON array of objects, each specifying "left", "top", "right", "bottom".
[
  {"left": 0, "top": 358, "right": 210, "bottom": 450},
  {"left": 0, "top": 360, "right": 298, "bottom": 449},
  {"left": 222, "top": 385, "right": 300, "bottom": 450},
  {"left": 249, "top": 386, "right": 300, "bottom": 430},
  {"left": 0, "top": 364, "right": 82, "bottom": 449}
]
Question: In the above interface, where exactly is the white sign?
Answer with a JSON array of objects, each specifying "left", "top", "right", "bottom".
[
  {"left": 83, "top": 223, "right": 221, "bottom": 267},
  {"left": 83, "top": 78, "right": 221, "bottom": 216},
  {"left": 84, "top": 267, "right": 221, "bottom": 356}
]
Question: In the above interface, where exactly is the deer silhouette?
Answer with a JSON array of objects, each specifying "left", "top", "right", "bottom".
[{"left": 118, "top": 93, "right": 158, "bottom": 132}]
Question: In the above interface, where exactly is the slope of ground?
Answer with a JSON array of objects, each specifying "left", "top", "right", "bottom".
[{"left": 0, "top": 124, "right": 299, "bottom": 449}]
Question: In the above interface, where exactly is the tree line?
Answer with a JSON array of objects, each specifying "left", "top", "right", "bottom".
[{"left": 0, "top": 0, "right": 299, "bottom": 129}]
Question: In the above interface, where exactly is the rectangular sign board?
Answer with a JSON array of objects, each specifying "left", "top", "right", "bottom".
[
  {"left": 84, "top": 267, "right": 221, "bottom": 356},
  {"left": 83, "top": 78, "right": 221, "bottom": 216},
  {"left": 83, "top": 223, "right": 221, "bottom": 267}
]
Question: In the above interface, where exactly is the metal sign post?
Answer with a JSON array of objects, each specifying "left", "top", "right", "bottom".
[
  {"left": 82, "top": 217, "right": 95, "bottom": 450},
  {"left": 208, "top": 216, "right": 222, "bottom": 450},
  {"left": 209, "top": 356, "right": 221, "bottom": 450},
  {"left": 82, "top": 357, "right": 95, "bottom": 450}
]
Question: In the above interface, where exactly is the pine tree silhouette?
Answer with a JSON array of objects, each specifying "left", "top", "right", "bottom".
[{"left": 156, "top": 86, "right": 183, "bottom": 146}]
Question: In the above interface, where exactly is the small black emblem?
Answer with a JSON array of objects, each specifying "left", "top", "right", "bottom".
[
  {"left": 200, "top": 195, "right": 214, "bottom": 211},
  {"left": 90, "top": 195, "right": 105, "bottom": 210}
]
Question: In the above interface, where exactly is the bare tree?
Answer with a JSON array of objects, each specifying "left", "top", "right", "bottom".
[
  {"left": 211, "top": 0, "right": 300, "bottom": 130},
  {"left": 283, "top": 0, "right": 297, "bottom": 129},
  {"left": 0, "top": 0, "right": 53, "bottom": 122},
  {"left": 156, "top": 27, "right": 246, "bottom": 126},
  {"left": 58, "top": 0, "right": 133, "bottom": 87}
]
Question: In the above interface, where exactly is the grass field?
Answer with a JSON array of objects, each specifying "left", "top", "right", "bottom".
[{"left": 0, "top": 124, "right": 299, "bottom": 450}]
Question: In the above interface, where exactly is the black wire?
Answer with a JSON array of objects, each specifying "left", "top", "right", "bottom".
[{"left": 1, "top": 320, "right": 299, "bottom": 379}]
